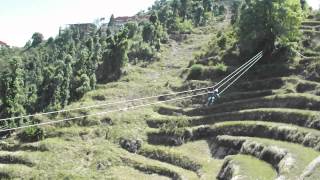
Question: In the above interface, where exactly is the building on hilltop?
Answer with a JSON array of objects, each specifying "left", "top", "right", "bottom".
[
  {"left": 99, "top": 15, "right": 150, "bottom": 35},
  {"left": 0, "top": 41, "right": 9, "bottom": 48}
]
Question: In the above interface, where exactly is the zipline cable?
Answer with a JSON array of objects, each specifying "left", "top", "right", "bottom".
[
  {"left": 220, "top": 53, "right": 263, "bottom": 95},
  {"left": 0, "top": 92, "right": 209, "bottom": 133},
  {"left": 0, "top": 52, "right": 263, "bottom": 133},
  {"left": 217, "top": 52, "right": 263, "bottom": 90},
  {"left": 0, "top": 51, "right": 262, "bottom": 122}
]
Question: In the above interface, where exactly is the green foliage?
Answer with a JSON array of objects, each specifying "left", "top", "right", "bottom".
[
  {"left": 125, "top": 22, "right": 139, "bottom": 39},
  {"left": 213, "top": 63, "right": 228, "bottom": 75},
  {"left": 231, "top": 1, "right": 243, "bottom": 24},
  {"left": 237, "top": 0, "right": 303, "bottom": 56},
  {"left": 31, "top": 32, "right": 44, "bottom": 47},
  {"left": 151, "top": 0, "right": 220, "bottom": 33},
  {"left": 17, "top": 126, "right": 45, "bottom": 142},
  {"left": 128, "top": 42, "right": 156, "bottom": 61},
  {"left": 98, "top": 29, "right": 129, "bottom": 82},
  {"left": 142, "top": 22, "right": 156, "bottom": 43},
  {"left": 218, "top": 34, "right": 227, "bottom": 49},
  {"left": 172, "top": 18, "right": 193, "bottom": 33},
  {"left": 0, "top": 57, "right": 26, "bottom": 127},
  {"left": 180, "top": 0, "right": 191, "bottom": 21},
  {"left": 203, "top": 0, "right": 213, "bottom": 12},
  {"left": 188, "top": 64, "right": 204, "bottom": 80},
  {"left": 195, "top": 5, "right": 204, "bottom": 26},
  {"left": 108, "top": 14, "right": 115, "bottom": 27}
]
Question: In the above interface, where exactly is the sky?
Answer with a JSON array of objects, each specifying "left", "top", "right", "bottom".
[{"left": 0, "top": 0, "right": 319, "bottom": 47}]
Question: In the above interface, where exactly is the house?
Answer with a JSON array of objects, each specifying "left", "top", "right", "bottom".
[
  {"left": 114, "top": 15, "right": 150, "bottom": 27},
  {"left": 0, "top": 41, "right": 9, "bottom": 48}
]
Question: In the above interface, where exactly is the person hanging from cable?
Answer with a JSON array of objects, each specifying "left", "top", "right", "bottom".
[{"left": 207, "top": 87, "right": 220, "bottom": 106}]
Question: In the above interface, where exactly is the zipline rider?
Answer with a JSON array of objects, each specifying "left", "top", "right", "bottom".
[{"left": 207, "top": 87, "right": 220, "bottom": 106}]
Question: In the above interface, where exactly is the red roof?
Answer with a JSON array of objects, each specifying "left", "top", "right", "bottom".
[
  {"left": 0, "top": 41, "right": 7, "bottom": 46},
  {"left": 115, "top": 16, "right": 133, "bottom": 22},
  {"left": 114, "top": 15, "right": 150, "bottom": 22}
]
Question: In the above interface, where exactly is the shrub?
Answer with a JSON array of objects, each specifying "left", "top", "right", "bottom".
[
  {"left": 218, "top": 35, "right": 227, "bottom": 49},
  {"left": 128, "top": 42, "right": 155, "bottom": 61},
  {"left": 214, "top": 63, "right": 228, "bottom": 75},
  {"left": 17, "top": 126, "right": 45, "bottom": 142},
  {"left": 188, "top": 64, "right": 204, "bottom": 80},
  {"left": 170, "top": 18, "right": 193, "bottom": 34}
]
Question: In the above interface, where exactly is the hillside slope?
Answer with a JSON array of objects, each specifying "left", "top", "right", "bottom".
[
  {"left": 1, "top": 11, "right": 320, "bottom": 180},
  {"left": 0, "top": 25, "right": 219, "bottom": 179}
]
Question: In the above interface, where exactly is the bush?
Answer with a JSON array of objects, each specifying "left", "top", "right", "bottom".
[
  {"left": 170, "top": 18, "right": 193, "bottom": 34},
  {"left": 17, "top": 126, "right": 45, "bottom": 142},
  {"left": 128, "top": 42, "right": 155, "bottom": 61},
  {"left": 188, "top": 64, "right": 204, "bottom": 80},
  {"left": 218, "top": 35, "right": 227, "bottom": 49},
  {"left": 214, "top": 63, "right": 227, "bottom": 72}
]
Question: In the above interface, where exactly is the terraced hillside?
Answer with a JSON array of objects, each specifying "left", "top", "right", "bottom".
[
  {"left": 141, "top": 21, "right": 320, "bottom": 179},
  {"left": 1, "top": 10, "right": 320, "bottom": 180}
]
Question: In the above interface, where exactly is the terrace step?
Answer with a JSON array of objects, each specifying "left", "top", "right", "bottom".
[
  {"left": 212, "top": 135, "right": 320, "bottom": 179},
  {"left": 217, "top": 155, "right": 277, "bottom": 180},
  {"left": 122, "top": 152, "right": 199, "bottom": 179},
  {"left": 148, "top": 121, "right": 320, "bottom": 150},
  {"left": 148, "top": 108, "right": 320, "bottom": 131}
]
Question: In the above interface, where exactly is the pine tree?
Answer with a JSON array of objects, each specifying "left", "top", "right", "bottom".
[{"left": 0, "top": 57, "right": 26, "bottom": 127}]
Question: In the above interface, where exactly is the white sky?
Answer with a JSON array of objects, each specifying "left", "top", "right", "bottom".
[{"left": 0, "top": 0, "right": 319, "bottom": 47}]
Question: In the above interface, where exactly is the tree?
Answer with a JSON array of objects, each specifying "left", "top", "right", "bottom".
[
  {"left": 150, "top": 12, "right": 159, "bottom": 25},
  {"left": 218, "top": 5, "right": 226, "bottom": 15},
  {"left": 172, "top": 0, "right": 181, "bottom": 16},
  {"left": 300, "top": 0, "right": 307, "bottom": 10},
  {"left": 180, "top": 0, "right": 191, "bottom": 21},
  {"left": 203, "top": 0, "right": 213, "bottom": 12},
  {"left": 31, "top": 32, "right": 44, "bottom": 47},
  {"left": 60, "top": 55, "right": 73, "bottom": 107},
  {"left": 231, "top": 1, "right": 242, "bottom": 24},
  {"left": 142, "top": 22, "right": 155, "bottom": 43},
  {"left": 195, "top": 5, "right": 204, "bottom": 26},
  {"left": 0, "top": 57, "right": 26, "bottom": 127},
  {"left": 125, "top": 22, "right": 139, "bottom": 39},
  {"left": 237, "top": 0, "right": 303, "bottom": 56},
  {"left": 98, "top": 29, "right": 129, "bottom": 82},
  {"left": 108, "top": 14, "right": 115, "bottom": 27}
]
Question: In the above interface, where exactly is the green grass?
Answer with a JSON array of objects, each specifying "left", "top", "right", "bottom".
[
  {"left": 216, "top": 135, "right": 320, "bottom": 179},
  {"left": 138, "top": 144, "right": 201, "bottom": 172},
  {"left": 149, "top": 121, "right": 320, "bottom": 150},
  {"left": 107, "top": 166, "right": 171, "bottom": 180},
  {"left": 224, "top": 155, "right": 277, "bottom": 180},
  {"left": 173, "top": 140, "right": 223, "bottom": 179}
]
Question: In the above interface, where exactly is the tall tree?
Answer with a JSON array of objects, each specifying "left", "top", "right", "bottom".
[
  {"left": 142, "top": 22, "right": 156, "bottom": 44},
  {"left": 237, "top": 0, "right": 303, "bottom": 56},
  {"left": 203, "top": 0, "right": 213, "bottom": 12},
  {"left": 0, "top": 57, "right": 26, "bottom": 127},
  {"left": 98, "top": 29, "right": 129, "bottom": 82},
  {"left": 180, "top": 0, "right": 191, "bottom": 21},
  {"left": 108, "top": 14, "right": 116, "bottom": 27},
  {"left": 31, "top": 32, "right": 44, "bottom": 47}
]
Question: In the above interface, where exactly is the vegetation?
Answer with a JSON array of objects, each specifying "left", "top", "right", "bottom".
[
  {"left": 237, "top": 0, "right": 303, "bottom": 56},
  {"left": 1, "top": 0, "right": 320, "bottom": 179}
]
